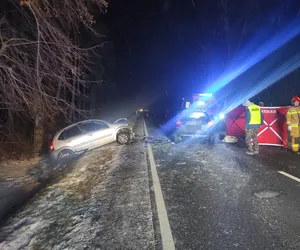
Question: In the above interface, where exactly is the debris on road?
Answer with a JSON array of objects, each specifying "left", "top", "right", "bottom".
[{"left": 143, "top": 136, "right": 171, "bottom": 144}]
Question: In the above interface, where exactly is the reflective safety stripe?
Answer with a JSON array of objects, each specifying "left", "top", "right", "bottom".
[
  {"left": 248, "top": 104, "right": 261, "bottom": 125},
  {"left": 288, "top": 110, "right": 300, "bottom": 114}
]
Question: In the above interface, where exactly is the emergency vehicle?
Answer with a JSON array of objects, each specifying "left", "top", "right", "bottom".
[{"left": 182, "top": 93, "right": 225, "bottom": 120}]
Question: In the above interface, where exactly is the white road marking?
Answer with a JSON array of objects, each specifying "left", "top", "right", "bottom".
[
  {"left": 278, "top": 171, "right": 300, "bottom": 183},
  {"left": 143, "top": 120, "right": 176, "bottom": 250}
]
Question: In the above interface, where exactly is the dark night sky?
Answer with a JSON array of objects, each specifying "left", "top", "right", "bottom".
[{"left": 102, "top": 0, "right": 300, "bottom": 109}]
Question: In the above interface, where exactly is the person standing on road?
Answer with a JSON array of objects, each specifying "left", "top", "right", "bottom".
[
  {"left": 286, "top": 96, "right": 300, "bottom": 152},
  {"left": 243, "top": 100, "right": 264, "bottom": 155}
]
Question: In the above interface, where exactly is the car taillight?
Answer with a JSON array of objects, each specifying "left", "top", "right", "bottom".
[
  {"left": 50, "top": 141, "right": 55, "bottom": 152},
  {"left": 176, "top": 120, "right": 182, "bottom": 127}
]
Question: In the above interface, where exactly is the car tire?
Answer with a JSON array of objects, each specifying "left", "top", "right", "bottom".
[
  {"left": 57, "top": 149, "right": 74, "bottom": 160},
  {"left": 117, "top": 132, "right": 131, "bottom": 145},
  {"left": 173, "top": 134, "right": 181, "bottom": 143},
  {"left": 219, "top": 133, "right": 225, "bottom": 141},
  {"left": 208, "top": 135, "right": 216, "bottom": 145}
]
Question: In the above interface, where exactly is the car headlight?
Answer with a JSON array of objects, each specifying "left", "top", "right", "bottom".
[{"left": 219, "top": 113, "right": 225, "bottom": 119}]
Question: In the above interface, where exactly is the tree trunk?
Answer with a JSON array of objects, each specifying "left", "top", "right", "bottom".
[
  {"left": 69, "top": 78, "right": 76, "bottom": 122},
  {"left": 33, "top": 116, "right": 44, "bottom": 154}
]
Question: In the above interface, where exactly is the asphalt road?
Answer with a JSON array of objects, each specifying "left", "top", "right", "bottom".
[{"left": 145, "top": 118, "right": 300, "bottom": 250}]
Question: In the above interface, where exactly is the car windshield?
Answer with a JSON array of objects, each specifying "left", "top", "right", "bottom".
[{"left": 181, "top": 114, "right": 211, "bottom": 124}]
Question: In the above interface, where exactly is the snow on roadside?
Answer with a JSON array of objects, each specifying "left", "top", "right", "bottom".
[
  {"left": 0, "top": 117, "right": 155, "bottom": 250},
  {"left": 0, "top": 145, "right": 121, "bottom": 249},
  {"left": 89, "top": 118, "right": 155, "bottom": 250}
]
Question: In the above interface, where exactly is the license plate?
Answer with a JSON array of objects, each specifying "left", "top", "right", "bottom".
[{"left": 186, "top": 121, "right": 196, "bottom": 125}]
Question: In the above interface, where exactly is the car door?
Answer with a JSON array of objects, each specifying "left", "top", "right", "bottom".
[
  {"left": 78, "top": 121, "right": 114, "bottom": 149},
  {"left": 60, "top": 125, "right": 91, "bottom": 151}
]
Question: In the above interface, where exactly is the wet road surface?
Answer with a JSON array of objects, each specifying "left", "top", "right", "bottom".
[{"left": 146, "top": 119, "right": 300, "bottom": 250}]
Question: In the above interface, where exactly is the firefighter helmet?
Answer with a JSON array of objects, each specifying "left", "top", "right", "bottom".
[{"left": 291, "top": 96, "right": 300, "bottom": 104}]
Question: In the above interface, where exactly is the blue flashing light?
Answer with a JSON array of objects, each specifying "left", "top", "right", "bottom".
[
  {"left": 223, "top": 52, "right": 300, "bottom": 114},
  {"left": 219, "top": 113, "right": 225, "bottom": 119},
  {"left": 206, "top": 17, "right": 300, "bottom": 94}
]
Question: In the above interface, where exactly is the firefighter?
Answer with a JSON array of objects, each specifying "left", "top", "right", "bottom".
[
  {"left": 243, "top": 100, "right": 264, "bottom": 155},
  {"left": 286, "top": 96, "right": 300, "bottom": 152}
]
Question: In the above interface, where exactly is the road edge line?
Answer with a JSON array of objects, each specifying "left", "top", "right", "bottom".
[
  {"left": 143, "top": 119, "right": 176, "bottom": 250},
  {"left": 278, "top": 171, "right": 300, "bottom": 183}
]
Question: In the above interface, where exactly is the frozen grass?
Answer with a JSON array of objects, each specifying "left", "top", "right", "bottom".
[
  {"left": 0, "top": 117, "right": 155, "bottom": 250},
  {"left": 0, "top": 144, "right": 122, "bottom": 250}
]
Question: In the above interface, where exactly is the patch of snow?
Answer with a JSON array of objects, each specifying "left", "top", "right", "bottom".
[
  {"left": 0, "top": 118, "right": 155, "bottom": 249},
  {"left": 254, "top": 190, "right": 280, "bottom": 199}
]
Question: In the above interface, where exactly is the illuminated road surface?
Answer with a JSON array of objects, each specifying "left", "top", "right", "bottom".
[{"left": 146, "top": 118, "right": 300, "bottom": 250}]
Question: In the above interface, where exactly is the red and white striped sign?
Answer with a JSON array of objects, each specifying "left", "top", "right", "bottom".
[{"left": 225, "top": 106, "right": 289, "bottom": 148}]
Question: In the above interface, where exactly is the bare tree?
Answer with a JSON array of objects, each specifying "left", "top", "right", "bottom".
[{"left": 0, "top": 0, "right": 107, "bottom": 153}]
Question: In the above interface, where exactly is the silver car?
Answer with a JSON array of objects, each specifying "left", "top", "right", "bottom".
[
  {"left": 50, "top": 119, "right": 133, "bottom": 160},
  {"left": 173, "top": 111, "right": 216, "bottom": 144}
]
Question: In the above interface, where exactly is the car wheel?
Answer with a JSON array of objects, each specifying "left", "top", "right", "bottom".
[
  {"left": 173, "top": 134, "right": 181, "bottom": 143},
  {"left": 208, "top": 135, "right": 216, "bottom": 145},
  {"left": 219, "top": 133, "right": 225, "bottom": 141},
  {"left": 117, "top": 132, "right": 131, "bottom": 145},
  {"left": 57, "top": 149, "right": 74, "bottom": 160}
]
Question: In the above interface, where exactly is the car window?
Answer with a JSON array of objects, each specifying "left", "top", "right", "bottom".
[
  {"left": 79, "top": 121, "right": 109, "bottom": 133},
  {"left": 58, "top": 125, "right": 82, "bottom": 140},
  {"left": 198, "top": 116, "right": 211, "bottom": 124}
]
